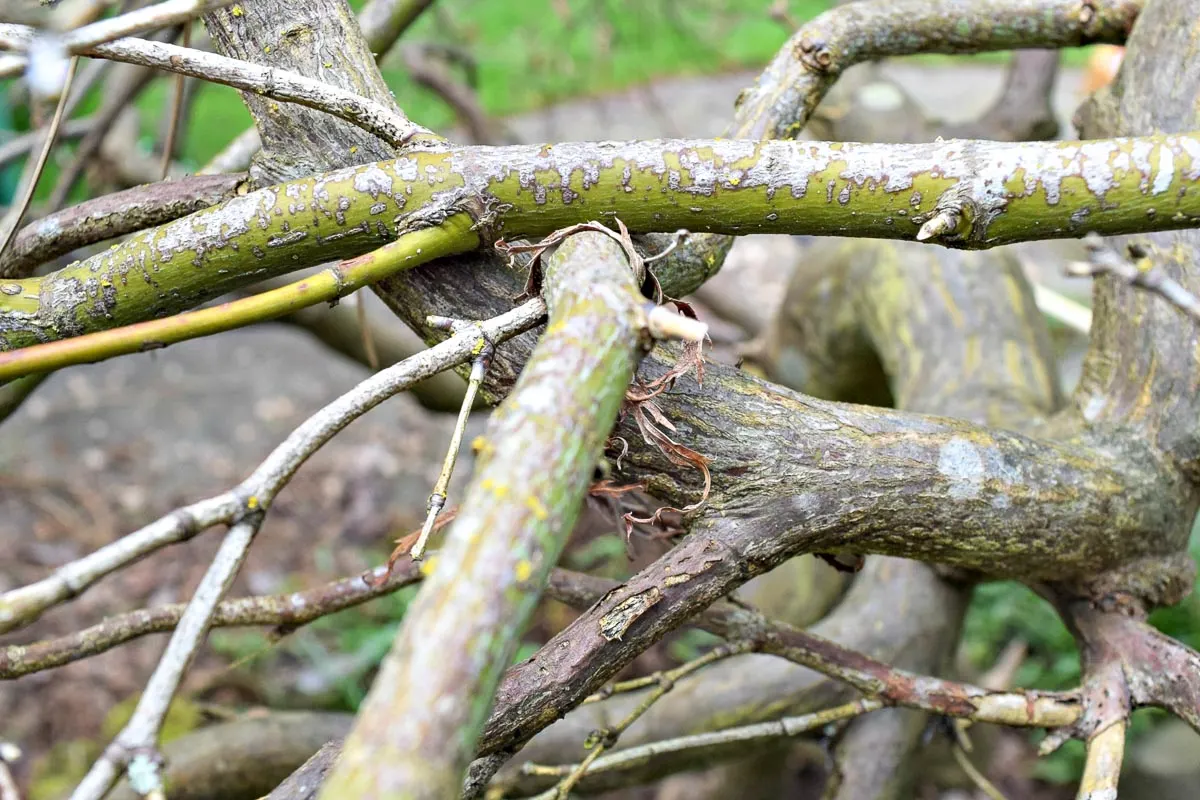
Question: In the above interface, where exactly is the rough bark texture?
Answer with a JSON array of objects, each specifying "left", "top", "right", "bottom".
[
  {"left": 321, "top": 231, "right": 650, "bottom": 798},
  {"left": 7, "top": 134, "right": 1200, "bottom": 352},
  {"left": 202, "top": 0, "right": 400, "bottom": 184}
]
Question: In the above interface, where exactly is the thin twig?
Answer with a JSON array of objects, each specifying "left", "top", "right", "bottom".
[
  {"left": 0, "top": 560, "right": 425, "bottom": 679},
  {"left": 0, "top": 55, "right": 77, "bottom": 263},
  {"left": 0, "top": 222, "right": 473, "bottom": 381},
  {"left": 159, "top": 23, "right": 190, "bottom": 180},
  {"left": 1069, "top": 232, "right": 1200, "bottom": 322},
  {"left": 0, "top": 0, "right": 238, "bottom": 73},
  {"left": 951, "top": 741, "right": 1009, "bottom": 800},
  {"left": 0, "top": 743, "right": 20, "bottom": 800},
  {"left": 355, "top": 292, "right": 381, "bottom": 372},
  {"left": 521, "top": 698, "right": 882, "bottom": 791},
  {"left": 542, "top": 642, "right": 754, "bottom": 798},
  {"left": 0, "top": 29, "right": 436, "bottom": 148},
  {"left": 69, "top": 516, "right": 264, "bottom": 800},
  {"left": 1032, "top": 283, "right": 1093, "bottom": 334},
  {"left": 410, "top": 322, "right": 493, "bottom": 560},
  {"left": 0, "top": 299, "right": 545, "bottom": 635}
]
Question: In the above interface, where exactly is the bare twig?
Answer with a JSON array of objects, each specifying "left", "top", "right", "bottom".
[
  {"left": 0, "top": 0, "right": 237, "bottom": 72},
  {"left": 951, "top": 741, "right": 1010, "bottom": 800},
  {"left": 354, "top": 292, "right": 380, "bottom": 371},
  {"left": 540, "top": 642, "right": 754, "bottom": 798},
  {"left": 0, "top": 27, "right": 433, "bottom": 147},
  {"left": 1032, "top": 283, "right": 1093, "bottom": 334},
  {"left": 0, "top": 55, "right": 76, "bottom": 263},
  {"left": 1069, "top": 232, "right": 1200, "bottom": 322},
  {"left": 0, "top": 560, "right": 425, "bottom": 679},
  {"left": 359, "top": 0, "right": 437, "bottom": 60},
  {"left": 410, "top": 322, "right": 492, "bottom": 560},
  {"left": 521, "top": 699, "right": 882, "bottom": 790},
  {"left": 0, "top": 299, "right": 546, "bottom": 634},
  {"left": 0, "top": 742, "right": 20, "bottom": 800},
  {"left": 69, "top": 516, "right": 264, "bottom": 800},
  {"left": 159, "top": 24, "right": 190, "bottom": 180}
]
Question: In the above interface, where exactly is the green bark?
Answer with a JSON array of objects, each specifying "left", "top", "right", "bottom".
[
  {"left": 5, "top": 133, "right": 1200, "bottom": 352},
  {"left": 320, "top": 231, "right": 649, "bottom": 799}
]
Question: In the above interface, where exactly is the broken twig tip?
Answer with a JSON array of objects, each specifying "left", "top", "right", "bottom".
[
  {"left": 916, "top": 209, "right": 958, "bottom": 242},
  {"left": 646, "top": 304, "right": 708, "bottom": 342}
]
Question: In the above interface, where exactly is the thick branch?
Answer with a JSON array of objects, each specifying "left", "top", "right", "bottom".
[
  {"left": 0, "top": 173, "right": 244, "bottom": 278},
  {"left": 6, "top": 132, "right": 1200, "bottom": 351},
  {"left": 732, "top": 0, "right": 1139, "bottom": 140},
  {"left": 321, "top": 230, "right": 652, "bottom": 797}
]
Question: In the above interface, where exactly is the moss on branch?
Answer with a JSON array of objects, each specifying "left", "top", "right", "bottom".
[
  {"left": 5, "top": 133, "right": 1200, "bottom": 352},
  {"left": 320, "top": 231, "right": 650, "bottom": 798}
]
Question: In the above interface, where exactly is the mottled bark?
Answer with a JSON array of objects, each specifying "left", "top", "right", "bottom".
[
  {"left": 321, "top": 231, "right": 652, "bottom": 798},
  {"left": 6, "top": 133, "right": 1200, "bottom": 353},
  {"left": 733, "top": 0, "right": 1139, "bottom": 140},
  {"left": 202, "top": 0, "right": 405, "bottom": 184},
  {"left": 0, "top": 173, "right": 245, "bottom": 279}
]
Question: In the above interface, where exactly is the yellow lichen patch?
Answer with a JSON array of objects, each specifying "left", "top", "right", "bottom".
[
  {"left": 525, "top": 495, "right": 549, "bottom": 521},
  {"left": 231, "top": 4, "right": 243, "bottom": 15},
  {"left": 471, "top": 435, "right": 490, "bottom": 455},
  {"left": 514, "top": 559, "right": 533, "bottom": 582},
  {"left": 420, "top": 556, "right": 439, "bottom": 576},
  {"left": 246, "top": 495, "right": 259, "bottom": 510}
]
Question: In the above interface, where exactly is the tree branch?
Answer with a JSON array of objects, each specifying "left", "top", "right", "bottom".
[
  {"left": 6, "top": 132, "right": 1200, "bottom": 351},
  {"left": 732, "top": 0, "right": 1139, "bottom": 140},
  {"left": 321, "top": 229, "right": 659, "bottom": 797},
  {"left": 70, "top": 516, "right": 264, "bottom": 800},
  {"left": 0, "top": 299, "right": 545, "bottom": 634}
]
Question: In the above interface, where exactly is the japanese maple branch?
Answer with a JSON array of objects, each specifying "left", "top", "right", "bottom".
[
  {"left": 0, "top": 298, "right": 546, "bottom": 635},
  {"left": 6, "top": 131, "right": 1200, "bottom": 352},
  {"left": 0, "top": 173, "right": 244, "bottom": 278},
  {"left": 320, "top": 228, "right": 675, "bottom": 798},
  {"left": 0, "top": 27, "right": 432, "bottom": 147},
  {"left": 733, "top": 0, "right": 1140, "bottom": 140}
]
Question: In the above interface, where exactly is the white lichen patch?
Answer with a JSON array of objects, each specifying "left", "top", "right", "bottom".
[
  {"left": 938, "top": 436, "right": 985, "bottom": 500},
  {"left": 353, "top": 163, "right": 393, "bottom": 198}
]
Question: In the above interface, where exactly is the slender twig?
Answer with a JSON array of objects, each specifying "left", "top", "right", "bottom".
[
  {"left": 0, "top": 299, "right": 546, "bottom": 635},
  {"left": 0, "top": 372, "right": 49, "bottom": 426},
  {"left": 1069, "top": 232, "right": 1200, "bottom": 322},
  {"left": 0, "top": 560, "right": 423, "bottom": 679},
  {"left": 951, "top": 742, "right": 1010, "bottom": 800},
  {"left": 543, "top": 642, "right": 754, "bottom": 798},
  {"left": 521, "top": 698, "right": 882, "bottom": 791},
  {"left": 159, "top": 24, "right": 190, "bottom": 180},
  {"left": 0, "top": 30, "right": 436, "bottom": 148},
  {"left": 0, "top": 0, "right": 238, "bottom": 74},
  {"left": 355, "top": 292, "right": 381, "bottom": 371},
  {"left": 0, "top": 117, "right": 91, "bottom": 171},
  {"left": 359, "top": 0, "right": 438, "bottom": 60},
  {"left": 0, "top": 742, "right": 20, "bottom": 800},
  {"left": 69, "top": 516, "right": 264, "bottom": 800},
  {"left": 0, "top": 221, "right": 476, "bottom": 381},
  {"left": 1032, "top": 282, "right": 1093, "bottom": 334},
  {"left": 410, "top": 323, "right": 493, "bottom": 560},
  {"left": 0, "top": 55, "right": 77, "bottom": 263}
]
